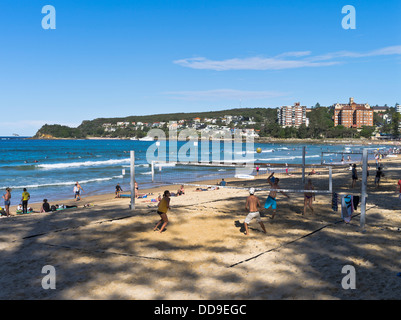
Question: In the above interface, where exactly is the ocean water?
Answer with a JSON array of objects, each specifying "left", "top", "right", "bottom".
[{"left": 0, "top": 137, "right": 388, "bottom": 205}]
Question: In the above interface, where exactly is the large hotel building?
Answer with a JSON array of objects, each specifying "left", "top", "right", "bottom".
[
  {"left": 277, "top": 102, "right": 307, "bottom": 127},
  {"left": 333, "top": 97, "right": 373, "bottom": 128}
]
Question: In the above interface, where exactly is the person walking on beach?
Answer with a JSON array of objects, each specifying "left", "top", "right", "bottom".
[
  {"left": 303, "top": 179, "right": 315, "bottom": 216},
  {"left": 351, "top": 164, "right": 358, "bottom": 188},
  {"left": 265, "top": 178, "right": 290, "bottom": 219},
  {"left": 73, "top": 184, "right": 81, "bottom": 201},
  {"left": 375, "top": 166, "right": 384, "bottom": 188},
  {"left": 244, "top": 188, "right": 266, "bottom": 236},
  {"left": 154, "top": 190, "right": 171, "bottom": 233},
  {"left": 21, "top": 188, "right": 30, "bottom": 214},
  {"left": 2, "top": 188, "right": 11, "bottom": 217},
  {"left": 76, "top": 181, "right": 84, "bottom": 199}
]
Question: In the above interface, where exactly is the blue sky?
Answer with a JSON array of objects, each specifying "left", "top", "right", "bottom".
[{"left": 0, "top": 0, "right": 400, "bottom": 136}]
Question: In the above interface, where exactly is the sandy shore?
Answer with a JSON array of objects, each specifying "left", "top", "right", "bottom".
[{"left": 1, "top": 155, "right": 401, "bottom": 300}]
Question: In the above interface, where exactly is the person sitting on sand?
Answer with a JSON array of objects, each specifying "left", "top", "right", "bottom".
[
  {"left": 308, "top": 168, "right": 320, "bottom": 176},
  {"left": 264, "top": 178, "right": 290, "bottom": 219},
  {"left": 115, "top": 183, "right": 123, "bottom": 198},
  {"left": 219, "top": 179, "right": 226, "bottom": 186},
  {"left": 40, "top": 199, "right": 51, "bottom": 213},
  {"left": 177, "top": 185, "right": 185, "bottom": 196},
  {"left": 244, "top": 188, "right": 266, "bottom": 236},
  {"left": 303, "top": 179, "right": 315, "bottom": 215},
  {"left": 153, "top": 190, "right": 171, "bottom": 233}
]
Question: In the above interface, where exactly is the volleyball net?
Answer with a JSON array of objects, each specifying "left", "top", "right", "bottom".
[{"left": 150, "top": 161, "right": 333, "bottom": 194}]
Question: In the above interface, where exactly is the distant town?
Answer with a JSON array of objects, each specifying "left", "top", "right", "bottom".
[{"left": 34, "top": 98, "right": 401, "bottom": 140}]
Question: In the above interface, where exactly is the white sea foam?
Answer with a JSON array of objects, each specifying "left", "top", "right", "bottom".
[
  {"left": 257, "top": 155, "right": 320, "bottom": 161},
  {"left": 234, "top": 149, "right": 274, "bottom": 155},
  {"left": 37, "top": 159, "right": 130, "bottom": 170},
  {"left": 4, "top": 175, "right": 124, "bottom": 190}
]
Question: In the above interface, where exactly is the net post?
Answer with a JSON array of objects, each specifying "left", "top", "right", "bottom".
[
  {"left": 130, "top": 150, "right": 135, "bottom": 211},
  {"left": 329, "top": 166, "right": 333, "bottom": 192},
  {"left": 151, "top": 160, "right": 154, "bottom": 182},
  {"left": 360, "top": 148, "right": 368, "bottom": 230}
]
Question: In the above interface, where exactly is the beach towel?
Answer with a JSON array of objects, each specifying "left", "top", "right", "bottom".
[
  {"left": 331, "top": 192, "right": 338, "bottom": 212},
  {"left": 341, "top": 195, "right": 353, "bottom": 223},
  {"left": 353, "top": 196, "right": 360, "bottom": 210}
]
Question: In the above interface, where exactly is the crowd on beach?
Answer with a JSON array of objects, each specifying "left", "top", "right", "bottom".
[
  {"left": 1, "top": 181, "right": 88, "bottom": 217},
  {"left": 2, "top": 151, "right": 401, "bottom": 240}
]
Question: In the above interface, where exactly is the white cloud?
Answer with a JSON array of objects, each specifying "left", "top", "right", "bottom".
[
  {"left": 174, "top": 45, "right": 401, "bottom": 71},
  {"left": 174, "top": 56, "right": 338, "bottom": 71},
  {"left": 162, "top": 89, "right": 288, "bottom": 101}
]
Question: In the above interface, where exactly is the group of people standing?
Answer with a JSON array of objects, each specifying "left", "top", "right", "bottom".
[
  {"left": 1, "top": 187, "right": 30, "bottom": 217},
  {"left": 351, "top": 163, "right": 386, "bottom": 189},
  {"left": 1, "top": 181, "right": 85, "bottom": 217}
]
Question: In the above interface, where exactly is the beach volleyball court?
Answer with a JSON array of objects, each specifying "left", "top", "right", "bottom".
[{"left": 1, "top": 158, "right": 401, "bottom": 299}]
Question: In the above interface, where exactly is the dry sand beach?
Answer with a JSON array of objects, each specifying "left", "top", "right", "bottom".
[{"left": 1, "top": 156, "right": 401, "bottom": 300}]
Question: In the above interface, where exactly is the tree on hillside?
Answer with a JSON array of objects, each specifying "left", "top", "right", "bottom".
[{"left": 392, "top": 112, "right": 400, "bottom": 138}]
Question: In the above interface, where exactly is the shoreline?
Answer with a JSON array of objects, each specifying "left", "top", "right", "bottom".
[
  {"left": 26, "top": 136, "right": 401, "bottom": 146},
  {"left": 4, "top": 154, "right": 395, "bottom": 217}
]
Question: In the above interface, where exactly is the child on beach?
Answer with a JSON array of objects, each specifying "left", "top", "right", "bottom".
[
  {"left": 265, "top": 178, "right": 289, "bottom": 219},
  {"left": 154, "top": 190, "right": 171, "bottom": 233},
  {"left": 244, "top": 188, "right": 266, "bottom": 236}
]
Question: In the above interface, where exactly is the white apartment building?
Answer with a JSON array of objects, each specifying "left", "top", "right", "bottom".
[{"left": 277, "top": 102, "right": 307, "bottom": 127}]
